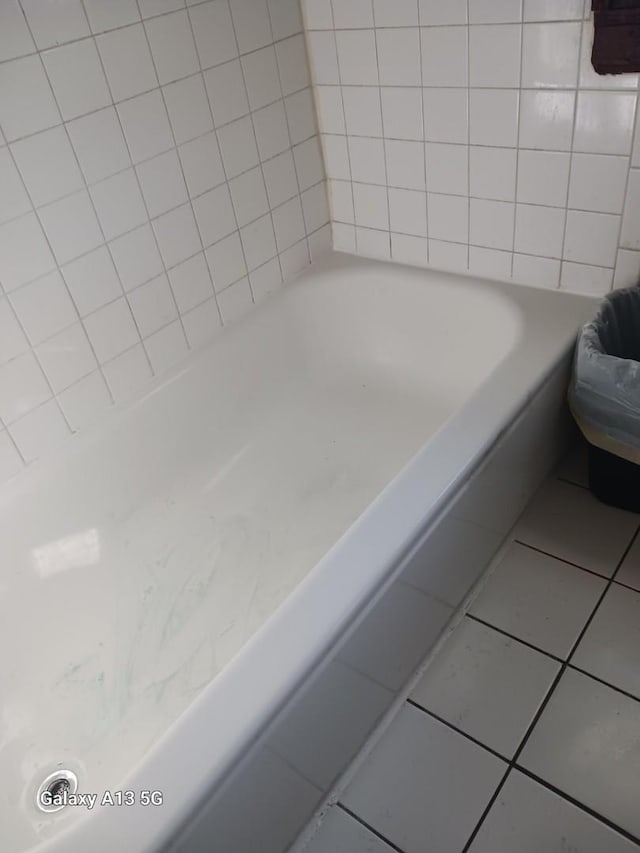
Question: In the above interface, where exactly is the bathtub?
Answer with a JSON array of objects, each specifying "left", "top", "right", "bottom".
[{"left": 0, "top": 253, "right": 595, "bottom": 853}]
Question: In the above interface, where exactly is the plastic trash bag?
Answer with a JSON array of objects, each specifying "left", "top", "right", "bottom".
[{"left": 568, "top": 284, "right": 640, "bottom": 464}]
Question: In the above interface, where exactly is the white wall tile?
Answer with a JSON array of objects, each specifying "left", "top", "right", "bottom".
[
  {"left": 83, "top": 297, "right": 140, "bottom": 362},
  {"left": 391, "top": 232, "right": 428, "bottom": 265},
  {"left": 332, "top": 222, "right": 356, "bottom": 251},
  {"left": 229, "top": 168, "right": 269, "bottom": 227},
  {"left": 102, "top": 343, "right": 151, "bottom": 402},
  {"left": 470, "top": 89, "right": 519, "bottom": 147},
  {"left": 249, "top": 257, "right": 283, "bottom": 301},
  {"left": 253, "top": 101, "right": 293, "bottom": 160},
  {"left": 152, "top": 203, "right": 202, "bottom": 267},
  {"left": 280, "top": 236, "right": 310, "bottom": 276},
  {"left": 469, "top": 245, "right": 513, "bottom": 279},
  {"left": 386, "top": 140, "right": 425, "bottom": 191},
  {"left": 57, "top": 370, "right": 112, "bottom": 431},
  {"left": 574, "top": 92, "right": 636, "bottom": 155},
  {"left": 560, "top": 261, "right": 613, "bottom": 294},
  {"left": 193, "top": 185, "right": 237, "bottom": 247},
  {"left": 0, "top": 0, "right": 36, "bottom": 62},
  {"left": 205, "top": 232, "right": 247, "bottom": 290},
  {"left": 179, "top": 132, "right": 225, "bottom": 197},
  {"left": 614, "top": 248, "right": 640, "bottom": 287},
  {"left": 273, "top": 197, "right": 307, "bottom": 250},
  {"left": 563, "top": 210, "right": 620, "bottom": 267},
  {"left": 35, "top": 322, "right": 97, "bottom": 393},
  {"left": 343, "top": 87, "right": 383, "bottom": 137},
  {"left": 62, "top": 246, "right": 123, "bottom": 315},
  {"left": 377, "top": 28, "right": 421, "bottom": 86},
  {"left": 9, "top": 399, "right": 70, "bottom": 462},
  {"left": 621, "top": 169, "right": 640, "bottom": 250},
  {"left": 356, "top": 226, "right": 391, "bottom": 259},
  {"left": 83, "top": 0, "right": 140, "bottom": 34},
  {"left": 323, "top": 134, "right": 351, "bottom": 179},
  {"left": 11, "top": 126, "right": 84, "bottom": 207},
  {"left": 42, "top": 39, "right": 111, "bottom": 121},
  {"left": 217, "top": 116, "right": 259, "bottom": 178},
  {"left": 286, "top": 88, "right": 317, "bottom": 144},
  {"left": 332, "top": 0, "right": 373, "bottom": 28},
  {"left": 263, "top": 150, "right": 300, "bottom": 206},
  {"left": 128, "top": 273, "right": 178, "bottom": 337},
  {"left": 163, "top": 75, "right": 214, "bottom": 145},
  {"left": 517, "top": 150, "right": 570, "bottom": 207},
  {"left": 470, "top": 199, "right": 515, "bottom": 251},
  {"left": 512, "top": 252, "right": 560, "bottom": 287},
  {"left": 423, "top": 89, "right": 468, "bottom": 143},
  {"left": 117, "top": 90, "right": 174, "bottom": 163},
  {"left": 307, "top": 32, "right": 339, "bottom": 84},
  {"left": 145, "top": 10, "right": 199, "bottom": 85},
  {"left": 349, "top": 137, "right": 386, "bottom": 185},
  {"left": 90, "top": 170, "right": 147, "bottom": 242},
  {"left": 519, "top": 90, "right": 575, "bottom": 150},
  {"left": 0, "top": 351, "right": 51, "bottom": 423},
  {"left": 138, "top": 0, "right": 185, "bottom": 18},
  {"left": 374, "top": 0, "right": 419, "bottom": 27},
  {"left": 217, "top": 276, "right": 253, "bottom": 322},
  {"left": 189, "top": 0, "right": 238, "bottom": 69},
  {"left": 302, "top": 0, "right": 333, "bottom": 29},
  {"left": 276, "top": 35, "right": 311, "bottom": 96},
  {"left": 521, "top": 22, "right": 581, "bottom": 88},
  {"left": 136, "top": 149, "right": 188, "bottom": 218},
  {"left": 469, "top": 0, "right": 523, "bottom": 23},
  {"left": 21, "top": 0, "right": 89, "bottom": 50},
  {"left": 109, "top": 224, "right": 164, "bottom": 291},
  {"left": 168, "top": 252, "right": 214, "bottom": 312},
  {"left": 181, "top": 296, "right": 222, "bottom": 348},
  {"left": 568, "top": 153, "right": 629, "bottom": 214},
  {"left": 0, "top": 429, "right": 24, "bottom": 481},
  {"left": 96, "top": 24, "right": 158, "bottom": 102},
  {"left": 67, "top": 107, "right": 131, "bottom": 185},
  {"left": 523, "top": 0, "right": 584, "bottom": 21},
  {"left": 229, "top": 0, "right": 273, "bottom": 54},
  {"left": 240, "top": 47, "right": 279, "bottom": 111},
  {"left": 10, "top": 271, "right": 76, "bottom": 345},
  {"left": 204, "top": 60, "right": 249, "bottom": 127},
  {"left": 0, "top": 55, "right": 61, "bottom": 141},
  {"left": 269, "top": 0, "right": 303, "bottom": 39},
  {"left": 470, "top": 146, "right": 517, "bottom": 201},
  {"left": 0, "top": 213, "right": 56, "bottom": 292},
  {"left": 0, "top": 148, "right": 31, "bottom": 224},
  {"left": 419, "top": 0, "right": 467, "bottom": 25},
  {"left": 426, "top": 143, "right": 468, "bottom": 196},
  {"left": 427, "top": 193, "right": 469, "bottom": 243},
  {"left": 428, "top": 238, "right": 468, "bottom": 271},
  {"left": 144, "top": 319, "right": 189, "bottom": 374},
  {"left": 470, "top": 25, "right": 521, "bottom": 88},
  {"left": 336, "top": 30, "right": 378, "bottom": 85},
  {"left": 240, "top": 214, "right": 278, "bottom": 270},
  {"left": 389, "top": 188, "right": 427, "bottom": 237},
  {"left": 381, "top": 88, "right": 423, "bottom": 140},
  {"left": 302, "top": 182, "right": 329, "bottom": 232},
  {"left": 330, "top": 180, "right": 354, "bottom": 223},
  {"left": 514, "top": 203, "right": 566, "bottom": 257},
  {"left": 421, "top": 27, "right": 467, "bottom": 87},
  {"left": 0, "top": 297, "right": 29, "bottom": 364},
  {"left": 353, "top": 183, "right": 389, "bottom": 231}
]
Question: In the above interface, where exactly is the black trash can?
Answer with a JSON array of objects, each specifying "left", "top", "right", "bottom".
[{"left": 568, "top": 285, "right": 640, "bottom": 513}]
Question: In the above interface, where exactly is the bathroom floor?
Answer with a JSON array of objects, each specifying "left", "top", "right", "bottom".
[{"left": 295, "top": 442, "right": 640, "bottom": 853}]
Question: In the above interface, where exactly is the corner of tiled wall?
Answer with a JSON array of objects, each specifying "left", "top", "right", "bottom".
[
  {"left": 302, "top": 0, "right": 640, "bottom": 296},
  {"left": 0, "top": 0, "right": 331, "bottom": 483}
]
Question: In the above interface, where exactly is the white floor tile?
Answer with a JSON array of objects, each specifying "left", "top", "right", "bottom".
[
  {"left": 303, "top": 807, "right": 396, "bottom": 853},
  {"left": 615, "top": 535, "right": 640, "bottom": 592},
  {"left": 557, "top": 439, "right": 589, "bottom": 488},
  {"left": 470, "top": 542, "right": 606, "bottom": 658},
  {"left": 520, "top": 668, "right": 640, "bottom": 839},
  {"left": 411, "top": 617, "right": 560, "bottom": 757},
  {"left": 572, "top": 583, "right": 640, "bottom": 699},
  {"left": 469, "top": 769, "right": 639, "bottom": 853},
  {"left": 342, "top": 703, "right": 506, "bottom": 853},
  {"left": 515, "top": 479, "right": 638, "bottom": 577}
]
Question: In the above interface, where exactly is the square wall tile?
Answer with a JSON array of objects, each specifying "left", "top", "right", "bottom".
[
  {"left": 0, "top": 351, "right": 51, "bottom": 423},
  {"left": 514, "top": 203, "right": 566, "bottom": 258},
  {"left": 229, "top": 167, "right": 269, "bottom": 228},
  {"left": 67, "top": 107, "right": 131, "bottom": 185},
  {"left": 373, "top": 0, "right": 419, "bottom": 27},
  {"left": 470, "top": 24, "right": 521, "bottom": 88},
  {"left": 614, "top": 248, "right": 640, "bottom": 287},
  {"left": 307, "top": 32, "right": 339, "bottom": 84},
  {"left": 419, "top": 0, "right": 468, "bottom": 25},
  {"left": 517, "top": 150, "right": 570, "bottom": 208},
  {"left": 39, "top": 191, "right": 104, "bottom": 266},
  {"left": 523, "top": 0, "right": 584, "bottom": 20},
  {"left": 128, "top": 273, "right": 177, "bottom": 337},
  {"left": 302, "top": 0, "right": 333, "bottom": 29},
  {"left": 0, "top": 430, "right": 23, "bottom": 482},
  {"left": 0, "top": 0, "right": 35, "bottom": 62},
  {"left": 152, "top": 203, "right": 202, "bottom": 268},
  {"left": 253, "top": 101, "right": 293, "bottom": 161},
  {"left": 0, "top": 148, "right": 30, "bottom": 225},
  {"left": 512, "top": 252, "right": 560, "bottom": 287},
  {"left": 381, "top": 88, "right": 423, "bottom": 141},
  {"left": 9, "top": 399, "right": 69, "bottom": 462},
  {"left": 217, "top": 116, "right": 259, "bottom": 179},
  {"left": 0, "top": 55, "right": 61, "bottom": 141},
  {"left": 10, "top": 271, "right": 76, "bottom": 345},
  {"left": 342, "top": 704, "right": 505, "bottom": 853},
  {"left": 263, "top": 151, "right": 299, "bottom": 207},
  {"left": 102, "top": 343, "right": 151, "bottom": 402},
  {"left": 469, "top": 0, "right": 523, "bottom": 23},
  {"left": 386, "top": 140, "right": 426, "bottom": 191},
  {"left": 163, "top": 75, "right": 214, "bottom": 146},
  {"left": 109, "top": 224, "right": 164, "bottom": 291},
  {"left": 0, "top": 297, "right": 28, "bottom": 365},
  {"left": 240, "top": 214, "right": 277, "bottom": 270},
  {"left": 286, "top": 88, "right": 317, "bottom": 144},
  {"left": 0, "top": 213, "right": 56, "bottom": 292},
  {"left": 193, "top": 184, "right": 237, "bottom": 247},
  {"left": 520, "top": 669, "right": 640, "bottom": 840},
  {"left": 412, "top": 617, "right": 559, "bottom": 757},
  {"left": 229, "top": 0, "right": 273, "bottom": 55},
  {"left": 168, "top": 252, "right": 214, "bottom": 313},
  {"left": 519, "top": 90, "right": 575, "bottom": 150},
  {"left": 42, "top": 39, "right": 111, "bottom": 121},
  {"left": 136, "top": 149, "right": 188, "bottom": 218},
  {"left": 388, "top": 188, "right": 427, "bottom": 237},
  {"left": 216, "top": 275, "right": 253, "bottom": 322},
  {"left": 206, "top": 232, "right": 247, "bottom": 291},
  {"left": 470, "top": 146, "right": 517, "bottom": 201},
  {"left": 83, "top": 0, "right": 140, "bottom": 34},
  {"left": 426, "top": 143, "right": 468, "bottom": 196},
  {"left": 521, "top": 22, "right": 581, "bottom": 88},
  {"left": 241, "top": 46, "right": 282, "bottom": 111},
  {"left": 470, "top": 542, "right": 606, "bottom": 657},
  {"left": 568, "top": 153, "right": 628, "bottom": 214},
  {"left": 336, "top": 30, "right": 378, "bottom": 85},
  {"left": 144, "top": 319, "right": 188, "bottom": 374},
  {"left": 515, "top": 479, "right": 638, "bottom": 577},
  {"left": 421, "top": 26, "right": 468, "bottom": 88},
  {"left": 90, "top": 170, "right": 147, "bottom": 242},
  {"left": 96, "top": 24, "right": 157, "bottom": 102},
  {"left": 423, "top": 89, "right": 468, "bottom": 144},
  {"left": 376, "top": 28, "right": 421, "bottom": 86},
  {"left": 621, "top": 169, "right": 640, "bottom": 250},
  {"left": 58, "top": 370, "right": 112, "bottom": 432},
  {"left": 469, "top": 246, "right": 513, "bottom": 279},
  {"left": 11, "top": 126, "right": 84, "bottom": 208},
  {"left": 427, "top": 193, "right": 469, "bottom": 244},
  {"left": 349, "top": 137, "right": 386, "bottom": 185},
  {"left": 145, "top": 10, "right": 199, "bottom": 85},
  {"left": 470, "top": 199, "right": 515, "bottom": 251},
  {"left": 342, "top": 87, "right": 383, "bottom": 137},
  {"left": 179, "top": 132, "right": 225, "bottom": 198},
  {"left": 21, "top": 0, "right": 89, "bottom": 49},
  {"left": 181, "top": 296, "right": 222, "bottom": 348},
  {"left": 391, "top": 233, "right": 428, "bottom": 266},
  {"left": 353, "top": 183, "right": 389, "bottom": 231},
  {"left": 63, "top": 246, "right": 122, "bottom": 316},
  {"left": 83, "top": 297, "right": 140, "bottom": 362},
  {"left": 574, "top": 92, "right": 636, "bottom": 155},
  {"left": 428, "top": 238, "right": 468, "bottom": 271},
  {"left": 272, "top": 196, "right": 306, "bottom": 250},
  {"left": 563, "top": 210, "right": 620, "bottom": 267},
  {"left": 275, "top": 35, "right": 311, "bottom": 96},
  {"left": 332, "top": 0, "right": 373, "bottom": 28},
  {"left": 268, "top": 0, "right": 303, "bottom": 39},
  {"left": 204, "top": 60, "right": 249, "bottom": 127},
  {"left": 117, "top": 90, "right": 174, "bottom": 163},
  {"left": 470, "top": 89, "right": 519, "bottom": 147},
  {"left": 560, "top": 261, "right": 613, "bottom": 295},
  {"left": 189, "top": 0, "right": 237, "bottom": 69},
  {"left": 35, "top": 322, "right": 97, "bottom": 393}
]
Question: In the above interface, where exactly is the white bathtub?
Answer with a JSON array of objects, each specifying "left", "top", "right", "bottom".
[{"left": 0, "top": 254, "right": 594, "bottom": 853}]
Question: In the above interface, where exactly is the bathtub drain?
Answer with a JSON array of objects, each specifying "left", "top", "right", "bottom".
[{"left": 35, "top": 770, "right": 78, "bottom": 813}]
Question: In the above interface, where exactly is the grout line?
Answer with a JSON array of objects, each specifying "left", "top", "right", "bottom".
[
  {"left": 464, "top": 613, "right": 565, "bottom": 663},
  {"left": 465, "top": 0, "right": 470, "bottom": 271},
  {"left": 371, "top": 2, "right": 391, "bottom": 260},
  {"left": 512, "top": 538, "right": 613, "bottom": 580},
  {"left": 406, "top": 699, "right": 509, "bottom": 762},
  {"left": 509, "top": 13, "right": 524, "bottom": 278},
  {"left": 338, "top": 805, "right": 406, "bottom": 853}
]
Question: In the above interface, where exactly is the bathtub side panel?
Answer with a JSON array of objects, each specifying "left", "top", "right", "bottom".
[{"left": 166, "top": 357, "right": 573, "bottom": 853}]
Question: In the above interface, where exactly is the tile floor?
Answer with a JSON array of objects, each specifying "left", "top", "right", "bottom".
[{"left": 296, "top": 441, "right": 640, "bottom": 853}]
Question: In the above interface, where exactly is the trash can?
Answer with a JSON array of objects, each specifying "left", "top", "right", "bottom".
[{"left": 568, "top": 284, "right": 640, "bottom": 513}]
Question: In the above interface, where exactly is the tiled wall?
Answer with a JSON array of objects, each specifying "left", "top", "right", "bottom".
[
  {"left": 303, "top": 0, "right": 640, "bottom": 295},
  {"left": 0, "top": 0, "right": 329, "bottom": 483}
]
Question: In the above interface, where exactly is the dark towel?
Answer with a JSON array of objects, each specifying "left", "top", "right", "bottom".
[{"left": 591, "top": 0, "right": 640, "bottom": 74}]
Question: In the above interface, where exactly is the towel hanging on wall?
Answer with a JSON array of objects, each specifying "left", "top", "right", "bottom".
[{"left": 592, "top": 0, "right": 640, "bottom": 74}]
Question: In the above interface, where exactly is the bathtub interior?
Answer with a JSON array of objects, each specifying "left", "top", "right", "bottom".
[{"left": 0, "top": 264, "right": 522, "bottom": 850}]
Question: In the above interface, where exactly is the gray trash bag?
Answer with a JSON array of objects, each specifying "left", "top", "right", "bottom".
[{"left": 568, "top": 284, "right": 640, "bottom": 463}]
